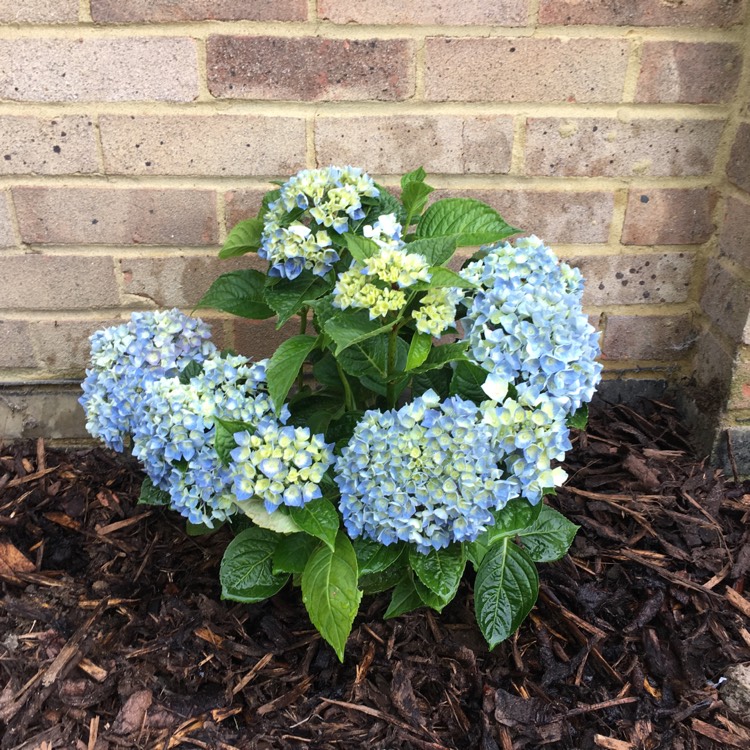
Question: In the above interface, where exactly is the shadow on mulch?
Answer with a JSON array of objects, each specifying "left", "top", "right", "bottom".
[{"left": 1, "top": 398, "right": 750, "bottom": 750}]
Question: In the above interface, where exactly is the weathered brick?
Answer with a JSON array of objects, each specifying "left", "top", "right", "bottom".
[
  {"left": 0, "top": 116, "right": 98, "bottom": 175},
  {"left": 0, "top": 193, "right": 16, "bottom": 247},
  {"left": 0, "top": 38, "right": 198, "bottom": 102},
  {"left": 728, "top": 346, "right": 750, "bottom": 412},
  {"left": 622, "top": 188, "right": 716, "bottom": 245},
  {"left": 0, "top": 256, "right": 119, "bottom": 310},
  {"left": 0, "top": 0, "right": 77, "bottom": 23},
  {"left": 34, "top": 318, "right": 119, "bottom": 373},
  {"left": 225, "top": 189, "right": 271, "bottom": 230},
  {"left": 13, "top": 188, "right": 218, "bottom": 246},
  {"left": 568, "top": 252, "right": 694, "bottom": 305},
  {"left": 0, "top": 388, "right": 88, "bottom": 441},
  {"left": 539, "top": 0, "right": 745, "bottom": 27},
  {"left": 319, "top": 0, "right": 528, "bottom": 26},
  {"left": 91, "top": 0, "right": 306, "bottom": 22},
  {"left": 425, "top": 38, "right": 627, "bottom": 103},
  {"left": 207, "top": 36, "right": 414, "bottom": 101},
  {"left": 100, "top": 115, "right": 305, "bottom": 177},
  {"left": 429, "top": 189, "right": 613, "bottom": 244},
  {"left": 601, "top": 314, "right": 694, "bottom": 361},
  {"left": 0, "top": 321, "right": 36, "bottom": 368},
  {"left": 700, "top": 260, "right": 750, "bottom": 343},
  {"left": 316, "top": 116, "right": 513, "bottom": 174},
  {"left": 691, "top": 327, "right": 734, "bottom": 406},
  {"left": 728, "top": 123, "right": 750, "bottom": 193},
  {"left": 233, "top": 318, "right": 298, "bottom": 361},
  {"left": 720, "top": 197, "right": 750, "bottom": 270},
  {"left": 525, "top": 118, "right": 723, "bottom": 177},
  {"left": 636, "top": 42, "right": 741, "bottom": 105}
]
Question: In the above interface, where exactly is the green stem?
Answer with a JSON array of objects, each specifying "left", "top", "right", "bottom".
[
  {"left": 336, "top": 360, "right": 356, "bottom": 412},
  {"left": 386, "top": 324, "right": 399, "bottom": 409},
  {"left": 296, "top": 307, "right": 309, "bottom": 392}
]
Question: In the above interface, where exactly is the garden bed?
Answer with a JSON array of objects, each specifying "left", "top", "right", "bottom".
[{"left": 1, "top": 397, "right": 749, "bottom": 749}]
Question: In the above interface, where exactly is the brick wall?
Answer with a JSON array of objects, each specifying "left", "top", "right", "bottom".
[{"left": 0, "top": 0, "right": 747, "bottom": 445}]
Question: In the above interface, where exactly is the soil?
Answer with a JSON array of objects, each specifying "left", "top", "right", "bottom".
[{"left": 1, "top": 398, "right": 750, "bottom": 750}]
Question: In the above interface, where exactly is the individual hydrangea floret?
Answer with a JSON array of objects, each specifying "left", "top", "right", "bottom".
[
  {"left": 460, "top": 236, "right": 602, "bottom": 417},
  {"left": 259, "top": 166, "right": 380, "bottom": 280},
  {"left": 229, "top": 420, "right": 335, "bottom": 513},
  {"left": 131, "top": 352, "right": 279, "bottom": 527},
  {"left": 79, "top": 309, "right": 216, "bottom": 452}
]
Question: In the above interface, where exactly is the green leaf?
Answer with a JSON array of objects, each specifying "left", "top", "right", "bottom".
[
  {"left": 413, "top": 266, "right": 477, "bottom": 291},
  {"left": 412, "top": 342, "right": 469, "bottom": 374},
  {"left": 416, "top": 198, "right": 520, "bottom": 247},
  {"left": 324, "top": 309, "right": 393, "bottom": 355},
  {"left": 266, "top": 335, "right": 318, "bottom": 414},
  {"left": 186, "top": 520, "right": 222, "bottom": 536},
  {"left": 474, "top": 539, "right": 539, "bottom": 649},
  {"left": 384, "top": 572, "right": 425, "bottom": 619},
  {"left": 359, "top": 566, "right": 406, "bottom": 596},
  {"left": 405, "top": 332, "right": 432, "bottom": 371},
  {"left": 411, "top": 368, "right": 451, "bottom": 400},
  {"left": 401, "top": 166, "right": 427, "bottom": 188},
  {"left": 353, "top": 538, "right": 405, "bottom": 576},
  {"left": 312, "top": 353, "right": 344, "bottom": 389},
  {"left": 234, "top": 498, "right": 302, "bottom": 535},
  {"left": 409, "top": 545, "right": 465, "bottom": 602},
  {"left": 214, "top": 418, "right": 252, "bottom": 466},
  {"left": 288, "top": 497, "right": 340, "bottom": 551},
  {"left": 373, "top": 184, "right": 407, "bottom": 225},
  {"left": 301, "top": 531, "right": 362, "bottom": 662},
  {"left": 195, "top": 270, "right": 274, "bottom": 320},
  {"left": 138, "top": 477, "right": 170, "bottom": 506},
  {"left": 412, "top": 576, "right": 451, "bottom": 612},
  {"left": 344, "top": 234, "right": 381, "bottom": 262},
  {"left": 264, "top": 273, "right": 332, "bottom": 327},
  {"left": 404, "top": 236, "right": 456, "bottom": 266},
  {"left": 516, "top": 505, "right": 579, "bottom": 563},
  {"left": 337, "top": 334, "right": 389, "bottom": 379},
  {"left": 219, "top": 218, "right": 263, "bottom": 259},
  {"left": 273, "top": 533, "right": 319, "bottom": 575},
  {"left": 178, "top": 360, "right": 203, "bottom": 385},
  {"left": 220, "top": 527, "right": 289, "bottom": 603},
  {"left": 567, "top": 404, "right": 589, "bottom": 431},
  {"left": 450, "top": 360, "right": 488, "bottom": 401},
  {"left": 287, "top": 394, "right": 344, "bottom": 435}
]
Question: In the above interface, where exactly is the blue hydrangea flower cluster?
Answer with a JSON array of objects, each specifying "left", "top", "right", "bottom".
[
  {"left": 131, "top": 352, "right": 280, "bottom": 527},
  {"left": 230, "top": 421, "right": 335, "bottom": 513},
  {"left": 460, "top": 235, "right": 602, "bottom": 416},
  {"left": 79, "top": 309, "right": 215, "bottom": 452},
  {"left": 260, "top": 166, "right": 380, "bottom": 280}
]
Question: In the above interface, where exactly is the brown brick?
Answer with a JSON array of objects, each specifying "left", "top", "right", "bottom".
[
  {"left": 426, "top": 38, "right": 627, "bottom": 103},
  {"left": 525, "top": 118, "right": 722, "bottom": 177},
  {"left": 0, "top": 321, "right": 36, "bottom": 368},
  {"left": 691, "top": 327, "right": 734, "bottom": 406},
  {"left": 720, "top": 197, "right": 750, "bottom": 271},
  {"left": 316, "top": 116, "right": 513, "bottom": 174},
  {"left": 34, "top": 318, "right": 120, "bottom": 373},
  {"left": 601, "top": 314, "right": 694, "bottom": 361},
  {"left": 568, "top": 252, "right": 694, "bottom": 306},
  {"left": 622, "top": 188, "right": 716, "bottom": 246},
  {"left": 636, "top": 42, "right": 741, "bottom": 104},
  {"left": 0, "top": 256, "right": 119, "bottom": 310},
  {"left": 207, "top": 36, "right": 414, "bottom": 101},
  {"left": 100, "top": 115, "right": 305, "bottom": 176},
  {"left": 728, "top": 123, "right": 750, "bottom": 193},
  {"left": 225, "top": 189, "right": 271, "bottom": 229},
  {"left": 13, "top": 188, "right": 218, "bottom": 246},
  {"left": 0, "top": 0, "right": 77, "bottom": 23},
  {"left": 429, "top": 189, "right": 613, "bottom": 244},
  {"left": 233, "top": 318, "right": 298, "bottom": 362},
  {"left": 319, "top": 0, "right": 528, "bottom": 25},
  {"left": 700, "top": 259, "right": 750, "bottom": 343},
  {"left": 0, "top": 116, "right": 98, "bottom": 175},
  {"left": 92, "top": 0, "right": 306, "bottom": 22},
  {"left": 539, "top": 0, "right": 745, "bottom": 27},
  {"left": 0, "top": 38, "right": 198, "bottom": 102},
  {"left": 0, "top": 193, "right": 15, "bottom": 247}
]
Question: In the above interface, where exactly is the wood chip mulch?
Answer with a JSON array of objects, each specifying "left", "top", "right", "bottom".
[{"left": 1, "top": 398, "right": 750, "bottom": 750}]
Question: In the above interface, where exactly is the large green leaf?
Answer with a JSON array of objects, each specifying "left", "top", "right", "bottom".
[
  {"left": 404, "top": 236, "right": 456, "bottom": 266},
  {"left": 416, "top": 198, "right": 519, "bottom": 247},
  {"left": 264, "top": 274, "right": 332, "bottom": 327},
  {"left": 353, "top": 538, "right": 405, "bottom": 576},
  {"left": 273, "top": 533, "right": 320, "bottom": 575},
  {"left": 138, "top": 477, "right": 169, "bottom": 506},
  {"left": 288, "top": 497, "right": 340, "bottom": 551},
  {"left": 337, "top": 334, "right": 389, "bottom": 379},
  {"left": 449, "top": 360, "right": 488, "bottom": 402},
  {"left": 214, "top": 418, "right": 254, "bottom": 466},
  {"left": 516, "top": 505, "right": 579, "bottom": 563},
  {"left": 384, "top": 572, "right": 425, "bottom": 619},
  {"left": 359, "top": 565, "right": 406, "bottom": 596},
  {"left": 474, "top": 539, "right": 539, "bottom": 649},
  {"left": 196, "top": 270, "right": 274, "bottom": 319},
  {"left": 324, "top": 309, "right": 393, "bottom": 355},
  {"left": 219, "top": 218, "right": 263, "bottom": 259},
  {"left": 220, "top": 527, "right": 289, "bottom": 603},
  {"left": 301, "top": 531, "right": 362, "bottom": 662},
  {"left": 413, "top": 266, "right": 477, "bottom": 291},
  {"left": 234, "top": 498, "right": 302, "bottom": 535},
  {"left": 412, "top": 342, "right": 469, "bottom": 374},
  {"left": 409, "top": 545, "right": 465, "bottom": 602},
  {"left": 344, "top": 234, "right": 380, "bottom": 262},
  {"left": 405, "top": 332, "right": 432, "bottom": 371},
  {"left": 266, "top": 335, "right": 318, "bottom": 414}
]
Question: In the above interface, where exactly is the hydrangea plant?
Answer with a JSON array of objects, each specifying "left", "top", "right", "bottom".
[{"left": 81, "top": 167, "right": 601, "bottom": 660}]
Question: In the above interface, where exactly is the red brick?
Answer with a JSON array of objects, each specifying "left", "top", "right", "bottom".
[
  {"left": 622, "top": 188, "right": 716, "bottom": 245},
  {"left": 13, "top": 188, "right": 218, "bottom": 246},
  {"left": 225, "top": 189, "right": 271, "bottom": 230},
  {"left": 0, "top": 256, "right": 119, "bottom": 310},
  {"left": 720, "top": 197, "right": 750, "bottom": 271},
  {"left": 92, "top": 0, "right": 306, "bottom": 22},
  {"left": 0, "top": 321, "right": 36, "bottom": 368},
  {"left": 34, "top": 318, "right": 120, "bottom": 373},
  {"left": 525, "top": 118, "right": 722, "bottom": 177},
  {"left": 539, "top": 0, "right": 745, "bottom": 27},
  {"left": 100, "top": 115, "right": 305, "bottom": 176},
  {"left": 700, "top": 259, "right": 750, "bottom": 343},
  {"left": 0, "top": 193, "right": 15, "bottom": 247},
  {"left": 636, "top": 42, "right": 741, "bottom": 104},
  {"left": 318, "top": 0, "right": 528, "bottom": 25},
  {"left": 601, "top": 314, "right": 694, "bottom": 361},
  {"left": 0, "top": 38, "right": 198, "bottom": 102},
  {"left": 0, "top": 116, "right": 98, "bottom": 175},
  {"left": 207, "top": 36, "right": 414, "bottom": 101},
  {"left": 568, "top": 252, "right": 694, "bottom": 305},
  {"left": 429, "top": 189, "right": 613, "bottom": 244},
  {"left": 316, "top": 115, "right": 513, "bottom": 174},
  {"left": 233, "top": 318, "right": 298, "bottom": 362},
  {"left": 728, "top": 123, "right": 750, "bottom": 193},
  {"left": 426, "top": 37, "right": 627, "bottom": 103},
  {"left": 0, "top": 0, "right": 77, "bottom": 23}
]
